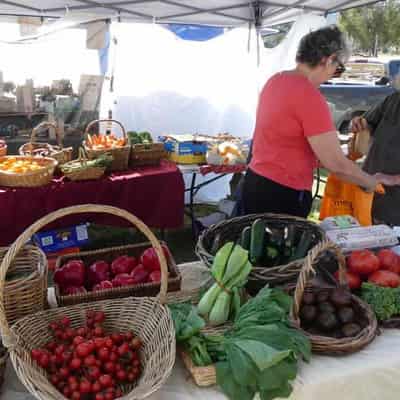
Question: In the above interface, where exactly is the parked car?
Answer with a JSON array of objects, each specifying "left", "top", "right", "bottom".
[{"left": 320, "top": 59, "right": 400, "bottom": 133}]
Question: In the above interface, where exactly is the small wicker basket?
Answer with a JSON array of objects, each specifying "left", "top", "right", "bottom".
[
  {"left": 0, "top": 141, "right": 7, "bottom": 157},
  {"left": 1, "top": 245, "right": 48, "bottom": 326},
  {"left": 55, "top": 241, "right": 182, "bottom": 306},
  {"left": 0, "top": 156, "right": 57, "bottom": 188},
  {"left": 130, "top": 143, "right": 166, "bottom": 167},
  {"left": 289, "top": 240, "right": 378, "bottom": 355},
  {"left": 83, "top": 119, "right": 131, "bottom": 171},
  {"left": 61, "top": 147, "right": 107, "bottom": 181},
  {"left": 19, "top": 121, "right": 73, "bottom": 165},
  {"left": 196, "top": 213, "right": 326, "bottom": 291},
  {"left": 0, "top": 204, "right": 175, "bottom": 400},
  {"left": 0, "top": 342, "right": 7, "bottom": 393}
]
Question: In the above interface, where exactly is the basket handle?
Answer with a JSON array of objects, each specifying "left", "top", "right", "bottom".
[
  {"left": 78, "top": 147, "right": 88, "bottom": 167},
  {"left": 84, "top": 119, "right": 127, "bottom": 140},
  {"left": 0, "top": 204, "right": 169, "bottom": 348},
  {"left": 31, "top": 121, "right": 62, "bottom": 148},
  {"left": 291, "top": 240, "right": 347, "bottom": 326}
]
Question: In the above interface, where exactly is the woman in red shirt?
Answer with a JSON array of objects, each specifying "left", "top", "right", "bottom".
[{"left": 242, "top": 26, "right": 400, "bottom": 218}]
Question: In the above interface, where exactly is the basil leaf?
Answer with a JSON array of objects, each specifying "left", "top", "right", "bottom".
[
  {"left": 259, "top": 382, "right": 293, "bottom": 400},
  {"left": 226, "top": 342, "right": 258, "bottom": 388},
  {"left": 216, "top": 361, "right": 255, "bottom": 400},
  {"left": 232, "top": 339, "right": 291, "bottom": 371}
]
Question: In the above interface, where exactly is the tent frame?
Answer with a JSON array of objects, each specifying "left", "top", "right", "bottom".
[{"left": 0, "top": 0, "right": 384, "bottom": 24}]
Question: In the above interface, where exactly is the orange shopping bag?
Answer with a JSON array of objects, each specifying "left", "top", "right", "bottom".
[{"left": 320, "top": 174, "right": 384, "bottom": 226}]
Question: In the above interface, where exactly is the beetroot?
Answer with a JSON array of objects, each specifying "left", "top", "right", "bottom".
[
  {"left": 131, "top": 264, "right": 150, "bottom": 284},
  {"left": 112, "top": 273, "right": 136, "bottom": 287},
  {"left": 111, "top": 255, "right": 137, "bottom": 276},
  {"left": 54, "top": 260, "right": 85, "bottom": 289},
  {"left": 87, "top": 261, "right": 110, "bottom": 288},
  {"left": 93, "top": 280, "right": 113, "bottom": 291}
]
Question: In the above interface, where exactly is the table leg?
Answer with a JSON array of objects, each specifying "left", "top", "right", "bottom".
[{"left": 189, "top": 173, "right": 197, "bottom": 240}]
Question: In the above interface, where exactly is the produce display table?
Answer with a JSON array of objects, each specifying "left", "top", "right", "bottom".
[
  {"left": 0, "top": 160, "right": 184, "bottom": 246},
  {"left": 3, "top": 261, "right": 400, "bottom": 400}
]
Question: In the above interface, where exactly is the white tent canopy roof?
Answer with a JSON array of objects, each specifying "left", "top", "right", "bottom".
[{"left": 0, "top": 1, "right": 383, "bottom": 26}]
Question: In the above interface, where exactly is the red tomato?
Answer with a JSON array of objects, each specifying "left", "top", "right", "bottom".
[
  {"left": 334, "top": 270, "right": 362, "bottom": 290},
  {"left": 377, "top": 249, "right": 400, "bottom": 274},
  {"left": 347, "top": 250, "right": 380, "bottom": 276},
  {"left": 369, "top": 270, "right": 400, "bottom": 288}
]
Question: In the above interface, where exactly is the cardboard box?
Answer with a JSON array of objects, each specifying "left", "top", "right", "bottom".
[
  {"left": 33, "top": 224, "right": 90, "bottom": 254},
  {"left": 326, "top": 225, "right": 399, "bottom": 252},
  {"left": 159, "top": 134, "right": 208, "bottom": 164}
]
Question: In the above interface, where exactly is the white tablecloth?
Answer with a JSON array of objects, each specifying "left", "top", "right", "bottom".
[{"left": 3, "top": 262, "right": 400, "bottom": 400}]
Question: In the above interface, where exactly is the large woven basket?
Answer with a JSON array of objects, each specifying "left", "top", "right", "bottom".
[
  {"left": 61, "top": 147, "right": 106, "bottom": 181},
  {"left": 0, "top": 156, "right": 57, "bottom": 188},
  {"left": 0, "top": 204, "right": 176, "bottom": 400},
  {"left": 0, "top": 342, "right": 7, "bottom": 393},
  {"left": 83, "top": 119, "right": 131, "bottom": 171},
  {"left": 196, "top": 213, "right": 326, "bottom": 292},
  {"left": 1, "top": 245, "right": 48, "bottom": 326},
  {"left": 130, "top": 143, "right": 166, "bottom": 167},
  {"left": 55, "top": 241, "right": 182, "bottom": 306},
  {"left": 290, "top": 240, "right": 378, "bottom": 355},
  {"left": 19, "top": 121, "right": 73, "bottom": 165}
]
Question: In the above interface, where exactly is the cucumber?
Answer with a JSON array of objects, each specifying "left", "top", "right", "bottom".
[
  {"left": 249, "top": 219, "right": 266, "bottom": 265},
  {"left": 240, "top": 226, "right": 252, "bottom": 250},
  {"left": 290, "top": 230, "right": 313, "bottom": 261}
]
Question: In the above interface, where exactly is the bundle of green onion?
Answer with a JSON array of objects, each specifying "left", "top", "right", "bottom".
[{"left": 198, "top": 242, "right": 252, "bottom": 326}]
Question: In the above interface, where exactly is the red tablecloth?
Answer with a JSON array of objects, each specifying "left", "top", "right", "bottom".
[
  {"left": 199, "top": 164, "right": 246, "bottom": 175},
  {"left": 0, "top": 160, "right": 184, "bottom": 246}
]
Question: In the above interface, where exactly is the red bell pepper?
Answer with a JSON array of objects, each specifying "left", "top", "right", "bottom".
[
  {"left": 140, "top": 245, "right": 170, "bottom": 272},
  {"left": 54, "top": 260, "right": 85, "bottom": 289},
  {"left": 112, "top": 273, "right": 136, "bottom": 287},
  {"left": 131, "top": 264, "right": 150, "bottom": 284},
  {"left": 111, "top": 255, "right": 137, "bottom": 276},
  {"left": 87, "top": 261, "right": 110, "bottom": 288}
]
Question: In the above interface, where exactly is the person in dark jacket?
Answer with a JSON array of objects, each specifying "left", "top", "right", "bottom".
[{"left": 351, "top": 91, "right": 400, "bottom": 225}]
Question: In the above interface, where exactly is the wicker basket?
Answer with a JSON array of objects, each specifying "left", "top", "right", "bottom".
[
  {"left": 0, "top": 156, "right": 57, "bottom": 188},
  {"left": 130, "top": 143, "right": 166, "bottom": 167},
  {"left": 290, "top": 241, "right": 378, "bottom": 355},
  {"left": 196, "top": 213, "right": 326, "bottom": 292},
  {"left": 19, "top": 121, "right": 73, "bottom": 165},
  {"left": 0, "top": 204, "right": 175, "bottom": 400},
  {"left": 0, "top": 343, "right": 7, "bottom": 393},
  {"left": 61, "top": 147, "right": 107, "bottom": 181},
  {"left": 55, "top": 241, "right": 182, "bottom": 306},
  {"left": 1, "top": 245, "right": 48, "bottom": 326},
  {"left": 83, "top": 119, "right": 131, "bottom": 171},
  {"left": 0, "top": 141, "right": 7, "bottom": 157}
]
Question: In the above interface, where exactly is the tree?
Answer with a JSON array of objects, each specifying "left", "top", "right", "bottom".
[{"left": 339, "top": 0, "right": 400, "bottom": 56}]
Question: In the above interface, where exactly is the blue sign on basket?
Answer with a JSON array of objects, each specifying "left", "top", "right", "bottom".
[{"left": 33, "top": 224, "right": 90, "bottom": 253}]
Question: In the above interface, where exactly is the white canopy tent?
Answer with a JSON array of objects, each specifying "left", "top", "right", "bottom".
[{"left": 0, "top": 1, "right": 384, "bottom": 27}]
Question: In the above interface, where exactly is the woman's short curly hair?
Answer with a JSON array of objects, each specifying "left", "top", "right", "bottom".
[{"left": 296, "top": 25, "right": 350, "bottom": 67}]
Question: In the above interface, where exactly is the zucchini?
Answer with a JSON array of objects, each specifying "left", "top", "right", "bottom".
[
  {"left": 249, "top": 219, "right": 266, "bottom": 265},
  {"left": 240, "top": 226, "right": 252, "bottom": 250},
  {"left": 290, "top": 230, "right": 313, "bottom": 261},
  {"left": 282, "top": 225, "right": 296, "bottom": 263}
]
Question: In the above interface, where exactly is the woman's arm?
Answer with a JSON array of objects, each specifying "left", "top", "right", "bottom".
[{"left": 308, "top": 131, "right": 399, "bottom": 191}]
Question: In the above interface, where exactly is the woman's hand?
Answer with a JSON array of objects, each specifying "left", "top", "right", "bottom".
[
  {"left": 374, "top": 173, "right": 400, "bottom": 187},
  {"left": 351, "top": 116, "right": 368, "bottom": 133}
]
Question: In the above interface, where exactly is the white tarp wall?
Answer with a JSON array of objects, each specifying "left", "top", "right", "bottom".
[{"left": 103, "top": 14, "right": 327, "bottom": 203}]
